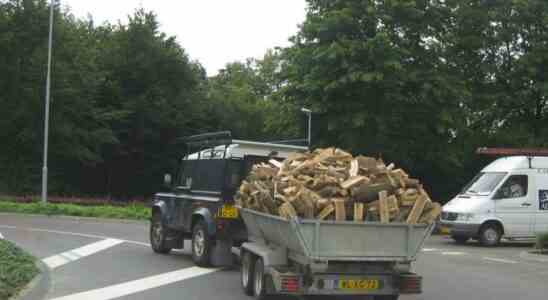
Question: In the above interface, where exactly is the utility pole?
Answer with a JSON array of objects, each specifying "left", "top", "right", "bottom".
[
  {"left": 42, "top": 0, "right": 55, "bottom": 204},
  {"left": 301, "top": 107, "right": 312, "bottom": 147}
]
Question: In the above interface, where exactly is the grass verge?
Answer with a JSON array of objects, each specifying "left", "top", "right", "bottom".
[
  {"left": 0, "top": 200, "right": 150, "bottom": 221},
  {"left": 0, "top": 239, "right": 39, "bottom": 299}
]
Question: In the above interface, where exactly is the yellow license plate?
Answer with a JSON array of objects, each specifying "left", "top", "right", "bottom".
[
  {"left": 220, "top": 205, "right": 238, "bottom": 218},
  {"left": 440, "top": 226, "right": 451, "bottom": 235},
  {"left": 338, "top": 279, "right": 380, "bottom": 290}
]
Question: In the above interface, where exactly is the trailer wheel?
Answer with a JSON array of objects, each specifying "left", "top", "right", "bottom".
[
  {"left": 241, "top": 251, "right": 255, "bottom": 296},
  {"left": 253, "top": 257, "right": 267, "bottom": 299},
  {"left": 150, "top": 212, "right": 172, "bottom": 254},
  {"left": 192, "top": 221, "right": 212, "bottom": 266}
]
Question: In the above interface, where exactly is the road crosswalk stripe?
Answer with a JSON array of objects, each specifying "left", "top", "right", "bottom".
[
  {"left": 49, "top": 266, "right": 219, "bottom": 300},
  {"left": 43, "top": 238, "right": 124, "bottom": 269}
]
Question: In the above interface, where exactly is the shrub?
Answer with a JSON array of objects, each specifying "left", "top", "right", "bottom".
[{"left": 535, "top": 232, "right": 548, "bottom": 251}]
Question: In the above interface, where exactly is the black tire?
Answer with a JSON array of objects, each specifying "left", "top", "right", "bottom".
[
  {"left": 192, "top": 221, "right": 212, "bottom": 267},
  {"left": 241, "top": 251, "right": 255, "bottom": 296},
  {"left": 374, "top": 296, "right": 399, "bottom": 300},
  {"left": 150, "top": 213, "right": 172, "bottom": 254},
  {"left": 479, "top": 223, "right": 502, "bottom": 247},
  {"left": 253, "top": 257, "right": 267, "bottom": 299},
  {"left": 452, "top": 235, "right": 470, "bottom": 244}
]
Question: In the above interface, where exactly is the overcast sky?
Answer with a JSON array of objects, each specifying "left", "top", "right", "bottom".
[{"left": 63, "top": 0, "right": 307, "bottom": 76}]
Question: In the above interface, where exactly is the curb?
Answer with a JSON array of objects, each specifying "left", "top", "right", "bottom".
[
  {"left": 519, "top": 251, "right": 548, "bottom": 263},
  {"left": 0, "top": 212, "right": 149, "bottom": 225},
  {"left": 11, "top": 260, "right": 51, "bottom": 300}
]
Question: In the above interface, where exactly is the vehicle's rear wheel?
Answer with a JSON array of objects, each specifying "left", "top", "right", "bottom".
[
  {"left": 150, "top": 213, "right": 172, "bottom": 254},
  {"left": 452, "top": 235, "right": 469, "bottom": 244},
  {"left": 479, "top": 223, "right": 501, "bottom": 247},
  {"left": 241, "top": 251, "right": 255, "bottom": 296},
  {"left": 253, "top": 257, "right": 268, "bottom": 299},
  {"left": 192, "top": 221, "right": 212, "bottom": 267}
]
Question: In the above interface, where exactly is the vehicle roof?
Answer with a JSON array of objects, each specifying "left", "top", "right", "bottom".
[
  {"left": 185, "top": 139, "right": 308, "bottom": 160},
  {"left": 482, "top": 156, "right": 548, "bottom": 172}
]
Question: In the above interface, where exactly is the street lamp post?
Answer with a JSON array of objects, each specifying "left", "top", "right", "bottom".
[
  {"left": 42, "top": 0, "right": 54, "bottom": 204},
  {"left": 301, "top": 107, "right": 312, "bottom": 147}
]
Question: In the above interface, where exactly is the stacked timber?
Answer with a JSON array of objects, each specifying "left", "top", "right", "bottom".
[{"left": 235, "top": 147, "right": 441, "bottom": 224}]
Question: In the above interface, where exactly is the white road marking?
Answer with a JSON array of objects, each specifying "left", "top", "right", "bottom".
[
  {"left": 0, "top": 225, "right": 17, "bottom": 229},
  {"left": 483, "top": 257, "right": 518, "bottom": 264},
  {"left": 422, "top": 248, "right": 439, "bottom": 252},
  {"left": 441, "top": 251, "right": 466, "bottom": 256},
  {"left": 49, "top": 266, "right": 218, "bottom": 300},
  {"left": 0, "top": 225, "right": 151, "bottom": 247},
  {"left": 43, "top": 238, "right": 124, "bottom": 269}
]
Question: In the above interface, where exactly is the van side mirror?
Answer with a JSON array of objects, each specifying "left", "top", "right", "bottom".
[{"left": 164, "top": 174, "right": 172, "bottom": 187}]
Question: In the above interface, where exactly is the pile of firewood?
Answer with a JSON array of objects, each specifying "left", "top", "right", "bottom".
[{"left": 235, "top": 148, "right": 441, "bottom": 224}]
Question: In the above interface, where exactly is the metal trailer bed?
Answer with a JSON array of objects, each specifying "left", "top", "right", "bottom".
[{"left": 238, "top": 207, "right": 435, "bottom": 299}]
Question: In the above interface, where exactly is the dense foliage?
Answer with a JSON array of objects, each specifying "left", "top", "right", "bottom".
[
  {"left": 1, "top": 0, "right": 547, "bottom": 201},
  {"left": 0, "top": 239, "right": 39, "bottom": 299}
]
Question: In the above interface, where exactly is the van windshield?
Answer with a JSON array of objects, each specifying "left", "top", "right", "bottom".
[{"left": 460, "top": 172, "right": 507, "bottom": 195}]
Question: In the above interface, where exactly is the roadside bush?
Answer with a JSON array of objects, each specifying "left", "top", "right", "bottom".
[
  {"left": 535, "top": 232, "right": 548, "bottom": 252},
  {"left": 0, "top": 239, "right": 39, "bottom": 299}
]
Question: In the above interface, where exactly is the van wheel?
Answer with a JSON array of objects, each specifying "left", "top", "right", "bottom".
[
  {"left": 479, "top": 223, "right": 501, "bottom": 247},
  {"left": 452, "top": 235, "right": 469, "bottom": 244},
  {"left": 241, "top": 251, "right": 255, "bottom": 296},
  {"left": 150, "top": 213, "right": 172, "bottom": 254},
  {"left": 192, "top": 221, "right": 212, "bottom": 266}
]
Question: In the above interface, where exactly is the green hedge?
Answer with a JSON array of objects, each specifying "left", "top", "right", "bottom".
[
  {"left": 0, "top": 239, "right": 39, "bottom": 299},
  {"left": 0, "top": 201, "right": 150, "bottom": 220}
]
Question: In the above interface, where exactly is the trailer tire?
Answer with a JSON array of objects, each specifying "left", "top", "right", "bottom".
[
  {"left": 150, "top": 212, "right": 172, "bottom": 254},
  {"left": 192, "top": 221, "right": 212, "bottom": 266},
  {"left": 253, "top": 257, "right": 267, "bottom": 299},
  {"left": 241, "top": 251, "right": 255, "bottom": 296}
]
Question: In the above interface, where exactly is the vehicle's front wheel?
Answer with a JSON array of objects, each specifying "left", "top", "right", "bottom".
[
  {"left": 452, "top": 235, "right": 469, "bottom": 244},
  {"left": 241, "top": 251, "right": 255, "bottom": 296},
  {"left": 192, "top": 221, "right": 212, "bottom": 267},
  {"left": 150, "top": 213, "right": 172, "bottom": 254},
  {"left": 479, "top": 223, "right": 501, "bottom": 247}
]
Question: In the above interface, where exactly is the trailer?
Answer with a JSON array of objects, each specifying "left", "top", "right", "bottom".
[{"left": 238, "top": 207, "right": 434, "bottom": 299}]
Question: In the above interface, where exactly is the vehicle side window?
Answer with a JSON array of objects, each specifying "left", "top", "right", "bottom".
[{"left": 493, "top": 175, "right": 528, "bottom": 199}]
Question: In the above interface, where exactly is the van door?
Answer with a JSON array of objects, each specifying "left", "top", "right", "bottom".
[
  {"left": 493, "top": 174, "right": 535, "bottom": 237},
  {"left": 534, "top": 169, "right": 548, "bottom": 234}
]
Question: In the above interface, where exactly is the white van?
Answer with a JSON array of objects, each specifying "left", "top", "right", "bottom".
[{"left": 440, "top": 156, "right": 548, "bottom": 246}]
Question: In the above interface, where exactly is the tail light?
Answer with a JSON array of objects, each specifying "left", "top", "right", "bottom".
[
  {"left": 280, "top": 276, "right": 300, "bottom": 293},
  {"left": 399, "top": 274, "right": 422, "bottom": 294}
]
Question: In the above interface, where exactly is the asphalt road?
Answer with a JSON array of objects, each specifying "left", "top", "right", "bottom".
[{"left": 1, "top": 213, "right": 547, "bottom": 300}]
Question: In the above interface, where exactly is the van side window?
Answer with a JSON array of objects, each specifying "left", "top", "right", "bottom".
[{"left": 494, "top": 175, "right": 528, "bottom": 199}]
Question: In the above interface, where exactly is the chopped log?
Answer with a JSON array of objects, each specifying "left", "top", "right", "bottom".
[
  {"left": 349, "top": 159, "right": 359, "bottom": 177},
  {"left": 406, "top": 194, "right": 428, "bottom": 224},
  {"left": 350, "top": 182, "right": 396, "bottom": 203},
  {"left": 269, "top": 159, "right": 283, "bottom": 169},
  {"left": 399, "top": 189, "right": 418, "bottom": 206},
  {"left": 340, "top": 176, "right": 369, "bottom": 189},
  {"left": 403, "top": 178, "right": 420, "bottom": 188},
  {"left": 419, "top": 202, "right": 442, "bottom": 224},
  {"left": 317, "top": 204, "right": 335, "bottom": 220},
  {"left": 378, "top": 191, "right": 390, "bottom": 224},
  {"left": 333, "top": 199, "right": 346, "bottom": 221},
  {"left": 386, "top": 163, "right": 395, "bottom": 171},
  {"left": 279, "top": 202, "right": 297, "bottom": 219},
  {"left": 354, "top": 202, "right": 365, "bottom": 222},
  {"left": 317, "top": 185, "right": 341, "bottom": 198},
  {"left": 387, "top": 195, "right": 400, "bottom": 217}
]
